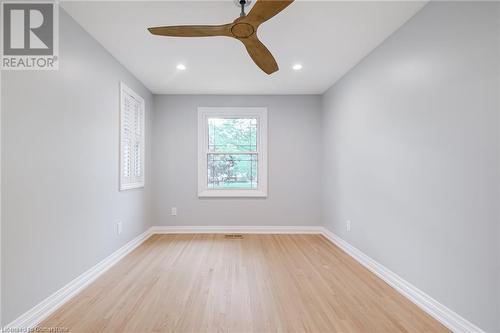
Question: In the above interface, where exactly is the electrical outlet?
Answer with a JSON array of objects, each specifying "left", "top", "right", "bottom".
[
  {"left": 346, "top": 220, "right": 351, "bottom": 232},
  {"left": 171, "top": 207, "right": 177, "bottom": 216},
  {"left": 117, "top": 221, "right": 123, "bottom": 235}
]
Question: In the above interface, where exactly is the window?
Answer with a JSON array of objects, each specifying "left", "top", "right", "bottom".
[
  {"left": 120, "top": 82, "right": 145, "bottom": 190},
  {"left": 198, "top": 107, "right": 268, "bottom": 197}
]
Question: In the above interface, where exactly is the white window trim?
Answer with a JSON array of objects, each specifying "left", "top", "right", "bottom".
[
  {"left": 119, "top": 82, "right": 145, "bottom": 191},
  {"left": 198, "top": 107, "right": 268, "bottom": 198}
]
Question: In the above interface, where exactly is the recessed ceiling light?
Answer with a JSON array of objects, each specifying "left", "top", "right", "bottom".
[
  {"left": 176, "top": 64, "right": 187, "bottom": 71},
  {"left": 292, "top": 63, "right": 303, "bottom": 71}
]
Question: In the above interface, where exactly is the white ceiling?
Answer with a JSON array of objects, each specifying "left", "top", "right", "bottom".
[{"left": 61, "top": 1, "right": 427, "bottom": 95}]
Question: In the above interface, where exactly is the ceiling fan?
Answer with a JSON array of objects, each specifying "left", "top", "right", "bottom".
[{"left": 148, "top": 0, "right": 294, "bottom": 75}]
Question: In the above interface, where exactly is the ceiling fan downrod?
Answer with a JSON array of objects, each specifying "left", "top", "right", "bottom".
[{"left": 240, "top": 0, "right": 247, "bottom": 17}]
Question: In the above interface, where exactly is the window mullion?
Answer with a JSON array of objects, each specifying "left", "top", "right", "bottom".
[{"left": 206, "top": 151, "right": 258, "bottom": 155}]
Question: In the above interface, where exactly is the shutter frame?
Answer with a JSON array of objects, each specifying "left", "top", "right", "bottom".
[{"left": 120, "top": 82, "right": 145, "bottom": 190}]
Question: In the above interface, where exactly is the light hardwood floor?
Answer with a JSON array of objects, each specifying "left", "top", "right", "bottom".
[{"left": 40, "top": 234, "right": 449, "bottom": 332}]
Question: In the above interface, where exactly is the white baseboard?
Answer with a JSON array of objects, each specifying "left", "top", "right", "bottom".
[
  {"left": 150, "top": 225, "right": 323, "bottom": 234},
  {"left": 320, "top": 227, "right": 485, "bottom": 333},
  {"left": 4, "top": 225, "right": 484, "bottom": 333},
  {"left": 3, "top": 227, "right": 154, "bottom": 331}
]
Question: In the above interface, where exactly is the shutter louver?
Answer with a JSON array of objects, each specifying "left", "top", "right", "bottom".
[{"left": 120, "top": 82, "right": 145, "bottom": 190}]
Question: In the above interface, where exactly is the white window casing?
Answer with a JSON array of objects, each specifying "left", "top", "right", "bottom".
[{"left": 198, "top": 107, "right": 268, "bottom": 198}]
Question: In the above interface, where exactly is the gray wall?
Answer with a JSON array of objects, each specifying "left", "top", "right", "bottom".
[
  {"left": 1, "top": 10, "right": 153, "bottom": 324},
  {"left": 152, "top": 95, "right": 322, "bottom": 227},
  {"left": 321, "top": 2, "right": 499, "bottom": 332}
]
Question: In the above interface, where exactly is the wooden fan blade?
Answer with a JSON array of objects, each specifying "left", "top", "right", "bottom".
[
  {"left": 244, "top": 0, "right": 294, "bottom": 27},
  {"left": 240, "top": 35, "right": 278, "bottom": 74},
  {"left": 148, "top": 24, "right": 232, "bottom": 37}
]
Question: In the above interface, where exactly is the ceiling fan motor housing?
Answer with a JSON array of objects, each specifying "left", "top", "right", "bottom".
[{"left": 231, "top": 23, "right": 254, "bottom": 38}]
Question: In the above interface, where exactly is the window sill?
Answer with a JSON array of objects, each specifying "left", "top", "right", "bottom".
[
  {"left": 120, "top": 182, "right": 145, "bottom": 191},
  {"left": 198, "top": 189, "right": 267, "bottom": 198}
]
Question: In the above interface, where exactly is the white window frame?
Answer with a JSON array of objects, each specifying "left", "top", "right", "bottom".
[
  {"left": 198, "top": 107, "right": 268, "bottom": 198},
  {"left": 119, "top": 82, "right": 145, "bottom": 191}
]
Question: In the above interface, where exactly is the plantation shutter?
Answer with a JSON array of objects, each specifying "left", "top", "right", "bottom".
[{"left": 120, "top": 82, "right": 145, "bottom": 190}]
